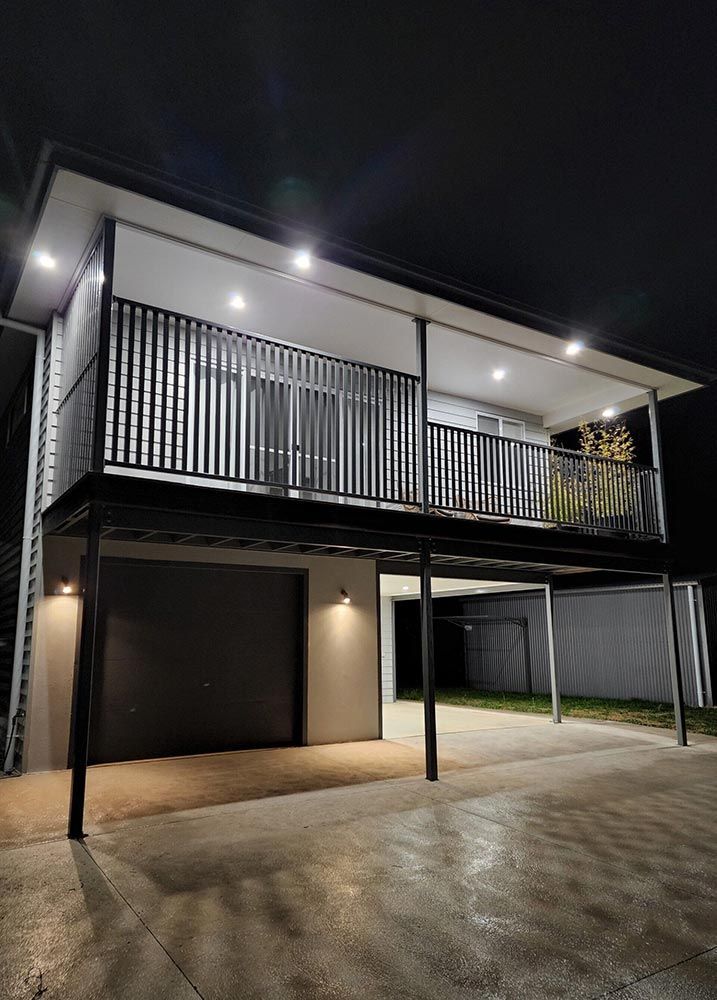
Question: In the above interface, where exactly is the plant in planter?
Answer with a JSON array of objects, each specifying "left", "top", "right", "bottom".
[{"left": 546, "top": 418, "right": 636, "bottom": 529}]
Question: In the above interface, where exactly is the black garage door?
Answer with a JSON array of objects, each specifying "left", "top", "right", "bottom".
[{"left": 89, "top": 559, "right": 305, "bottom": 764}]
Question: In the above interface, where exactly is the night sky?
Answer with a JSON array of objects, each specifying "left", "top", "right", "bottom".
[{"left": 1, "top": 3, "right": 716, "bottom": 570}]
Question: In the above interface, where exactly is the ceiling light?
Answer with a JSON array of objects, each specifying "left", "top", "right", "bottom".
[
  {"left": 565, "top": 340, "right": 584, "bottom": 356},
  {"left": 602, "top": 407, "right": 617, "bottom": 418},
  {"left": 60, "top": 576, "right": 72, "bottom": 595},
  {"left": 492, "top": 368, "right": 506, "bottom": 381},
  {"left": 35, "top": 252, "right": 56, "bottom": 270},
  {"left": 402, "top": 585, "right": 410, "bottom": 592},
  {"left": 229, "top": 294, "right": 246, "bottom": 310},
  {"left": 294, "top": 249, "right": 311, "bottom": 270},
  {"left": 340, "top": 589, "right": 351, "bottom": 605}
]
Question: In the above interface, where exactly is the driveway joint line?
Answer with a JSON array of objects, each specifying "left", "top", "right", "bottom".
[
  {"left": 592, "top": 944, "right": 717, "bottom": 997},
  {"left": 79, "top": 839, "right": 206, "bottom": 999}
]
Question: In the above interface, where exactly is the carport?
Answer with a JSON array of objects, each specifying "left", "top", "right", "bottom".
[{"left": 41, "top": 471, "right": 689, "bottom": 840}]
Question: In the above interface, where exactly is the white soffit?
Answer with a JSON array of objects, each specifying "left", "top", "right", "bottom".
[
  {"left": 9, "top": 168, "right": 701, "bottom": 418},
  {"left": 379, "top": 575, "right": 543, "bottom": 598}
]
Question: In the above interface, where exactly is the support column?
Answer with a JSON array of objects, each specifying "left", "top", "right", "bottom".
[
  {"left": 419, "top": 539, "right": 438, "bottom": 780},
  {"left": 521, "top": 619, "right": 533, "bottom": 695},
  {"left": 647, "top": 389, "right": 669, "bottom": 542},
  {"left": 67, "top": 503, "right": 103, "bottom": 838},
  {"left": 545, "top": 578, "right": 561, "bottom": 723},
  {"left": 413, "top": 317, "right": 431, "bottom": 514},
  {"left": 662, "top": 573, "right": 688, "bottom": 747},
  {"left": 91, "top": 217, "right": 116, "bottom": 473}
]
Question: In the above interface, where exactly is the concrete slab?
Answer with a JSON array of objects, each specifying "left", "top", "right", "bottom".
[
  {"left": 0, "top": 839, "right": 197, "bottom": 1000},
  {"left": 1, "top": 721, "right": 716, "bottom": 998},
  {"left": 383, "top": 698, "right": 550, "bottom": 738}
]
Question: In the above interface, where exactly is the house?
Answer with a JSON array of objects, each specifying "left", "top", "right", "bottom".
[{"left": 0, "top": 142, "right": 710, "bottom": 838}]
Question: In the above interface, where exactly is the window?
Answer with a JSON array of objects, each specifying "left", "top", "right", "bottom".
[{"left": 476, "top": 411, "right": 525, "bottom": 440}]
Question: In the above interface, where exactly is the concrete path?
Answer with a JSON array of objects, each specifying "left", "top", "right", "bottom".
[
  {"left": 382, "top": 697, "right": 550, "bottom": 738},
  {"left": 1, "top": 722, "right": 716, "bottom": 998}
]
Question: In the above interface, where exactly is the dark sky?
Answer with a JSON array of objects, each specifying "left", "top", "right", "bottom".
[{"left": 2, "top": 2, "right": 717, "bottom": 374}]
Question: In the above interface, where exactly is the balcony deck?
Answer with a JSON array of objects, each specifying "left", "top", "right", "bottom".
[{"left": 54, "top": 290, "right": 662, "bottom": 542}]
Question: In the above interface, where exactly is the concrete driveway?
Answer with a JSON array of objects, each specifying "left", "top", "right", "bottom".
[
  {"left": 2, "top": 721, "right": 716, "bottom": 998},
  {"left": 382, "top": 698, "right": 551, "bottom": 738}
]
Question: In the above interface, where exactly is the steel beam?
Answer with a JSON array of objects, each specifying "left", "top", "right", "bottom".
[
  {"left": 545, "top": 579, "right": 561, "bottom": 723},
  {"left": 67, "top": 503, "right": 103, "bottom": 838},
  {"left": 662, "top": 573, "right": 688, "bottom": 746},
  {"left": 419, "top": 539, "right": 438, "bottom": 780}
]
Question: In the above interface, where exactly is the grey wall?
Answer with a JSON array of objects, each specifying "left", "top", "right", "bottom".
[{"left": 457, "top": 584, "right": 708, "bottom": 708}]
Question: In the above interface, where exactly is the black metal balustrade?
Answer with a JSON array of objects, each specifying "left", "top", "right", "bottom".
[
  {"left": 105, "top": 299, "right": 419, "bottom": 506},
  {"left": 427, "top": 422, "right": 661, "bottom": 537},
  {"left": 53, "top": 277, "right": 662, "bottom": 539}
]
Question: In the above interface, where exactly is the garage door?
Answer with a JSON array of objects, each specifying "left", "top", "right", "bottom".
[{"left": 89, "top": 559, "right": 305, "bottom": 764}]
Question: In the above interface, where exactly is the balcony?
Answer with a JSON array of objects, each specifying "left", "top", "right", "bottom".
[{"left": 54, "top": 265, "right": 662, "bottom": 539}]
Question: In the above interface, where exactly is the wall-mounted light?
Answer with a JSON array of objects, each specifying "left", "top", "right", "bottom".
[
  {"left": 492, "top": 368, "right": 506, "bottom": 382},
  {"left": 294, "top": 249, "right": 311, "bottom": 270},
  {"left": 60, "top": 576, "right": 72, "bottom": 595},
  {"left": 340, "top": 589, "right": 351, "bottom": 605},
  {"left": 602, "top": 407, "right": 617, "bottom": 418},
  {"left": 565, "top": 340, "right": 584, "bottom": 356},
  {"left": 229, "top": 293, "right": 246, "bottom": 309},
  {"left": 35, "top": 251, "right": 56, "bottom": 270}
]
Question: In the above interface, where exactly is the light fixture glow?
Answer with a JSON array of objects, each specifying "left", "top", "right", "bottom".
[
  {"left": 294, "top": 249, "right": 311, "bottom": 270},
  {"left": 35, "top": 252, "right": 56, "bottom": 270},
  {"left": 60, "top": 576, "right": 72, "bottom": 595},
  {"left": 602, "top": 407, "right": 617, "bottom": 418},
  {"left": 402, "top": 585, "right": 410, "bottom": 592},
  {"left": 340, "top": 589, "right": 351, "bottom": 605},
  {"left": 565, "top": 340, "right": 584, "bottom": 356},
  {"left": 492, "top": 368, "right": 506, "bottom": 381},
  {"left": 229, "top": 293, "right": 246, "bottom": 309}
]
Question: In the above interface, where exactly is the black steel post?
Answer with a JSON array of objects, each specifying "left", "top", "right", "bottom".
[
  {"left": 545, "top": 578, "right": 561, "bottom": 723},
  {"left": 419, "top": 539, "right": 438, "bottom": 780},
  {"left": 521, "top": 618, "right": 533, "bottom": 695},
  {"left": 414, "top": 317, "right": 431, "bottom": 514},
  {"left": 91, "top": 218, "right": 116, "bottom": 473},
  {"left": 662, "top": 573, "right": 688, "bottom": 746},
  {"left": 647, "top": 389, "right": 669, "bottom": 543},
  {"left": 67, "top": 503, "right": 103, "bottom": 838}
]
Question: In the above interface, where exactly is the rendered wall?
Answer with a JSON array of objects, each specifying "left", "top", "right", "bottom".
[{"left": 25, "top": 536, "right": 379, "bottom": 772}]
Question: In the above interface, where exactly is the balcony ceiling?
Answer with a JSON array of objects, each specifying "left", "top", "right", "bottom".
[{"left": 5, "top": 168, "right": 702, "bottom": 430}]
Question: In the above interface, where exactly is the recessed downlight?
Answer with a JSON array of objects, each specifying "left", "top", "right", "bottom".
[
  {"left": 35, "top": 251, "right": 56, "bottom": 270},
  {"left": 565, "top": 340, "right": 584, "bottom": 356},
  {"left": 492, "top": 368, "right": 506, "bottom": 381},
  {"left": 602, "top": 407, "right": 617, "bottom": 418},
  {"left": 229, "top": 294, "right": 246, "bottom": 310},
  {"left": 294, "top": 249, "right": 311, "bottom": 270}
]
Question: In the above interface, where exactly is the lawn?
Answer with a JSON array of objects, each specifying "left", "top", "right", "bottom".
[{"left": 398, "top": 688, "right": 717, "bottom": 737}]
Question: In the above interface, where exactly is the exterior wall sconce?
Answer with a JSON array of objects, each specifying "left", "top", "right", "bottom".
[
  {"left": 60, "top": 576, "right": 72, "bottom": 595},
  {"left": 340, "top": 589, "right": 351, "bottom": 605}
]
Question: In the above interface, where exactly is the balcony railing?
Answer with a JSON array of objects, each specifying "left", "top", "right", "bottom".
[
  {"left": 105, "top": 298, "right": 419, "bottom": 506},
  {"left": 53, "top": 261, "right": 663, "bottom": 540},
  {"left": 427, "top": 422, "right": 661, "bottom": 537}
]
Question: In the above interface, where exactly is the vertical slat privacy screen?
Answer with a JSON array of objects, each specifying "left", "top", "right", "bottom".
[
  {"left": 54, "top": 233, "right": 105, "bottom": 496},
  {"left": 106, "top": 299, "right": 419, "bottom": 505}
]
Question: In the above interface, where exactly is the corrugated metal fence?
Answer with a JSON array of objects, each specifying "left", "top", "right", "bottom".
[{"left": 459, "top": 583, "right": 711, "bottom": 707}]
